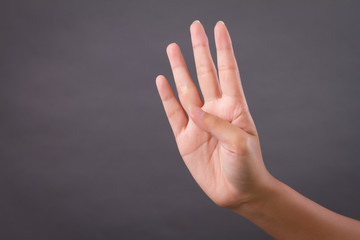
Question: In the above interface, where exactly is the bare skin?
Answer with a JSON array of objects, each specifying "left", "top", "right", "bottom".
[{"left": 155, "top": 20, "right": 360, "bottom": 239}]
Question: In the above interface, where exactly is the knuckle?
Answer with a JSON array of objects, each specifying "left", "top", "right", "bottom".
[
  {"left": 192, "top": 41, "right": 208, "bottom": 50},
  {"left": 196, "top": 64, "right": 215, "bottom": 78},
  {"left": 161, "top": 93, "right": 173, "bottom": 102},
  {"left": 218, "top": 64, "right": 238, "bottom": 73},
  {"left": 171, "top": 64, "right": 184, "bottom": 71},
  {"left": 166, "top": 107, "right": 181, "bottom": 120},
  {"left": 217, "top": 45, "right": 233, "bottom": 52}
]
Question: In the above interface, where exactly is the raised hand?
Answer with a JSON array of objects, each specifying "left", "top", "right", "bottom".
[
  {"left": 156, "top": 20, "right": 272, "bottom": 209},
  {"left": 156, "top": 20, "right": 360, "bottom": 240}
]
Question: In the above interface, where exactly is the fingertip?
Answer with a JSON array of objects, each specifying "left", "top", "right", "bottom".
[
  {"left": 190, "top": 20, "right": 205, "bottom": 36},
  {"left": 214, "top": 21, "right": 232, "bottom": 49},
  {"left": 166, "top": 42, "right": 178, "bottom": 55},
  {"left": 214, "top": 20, "right": 226, "bottom": 32},
  {"left": 155, "top": 75, "right": 167, "bottom": 88},
  {"left": 190, "top": 19, "right": 201, "bottom": 31},
  {"left": 188, "top": 104, "right": 205, "bottom": 119},
  {"left": 156, "top": 74, "right": 163, "bottom": 83},
  {"left": 191, "top": 20, "right": 201, "bottom": 26},
  {"left": 216, "top": 20, "right": 225, "bottom": 26},
  {"left": 216, "top": 20, "right": 229, "bottom": 33}
]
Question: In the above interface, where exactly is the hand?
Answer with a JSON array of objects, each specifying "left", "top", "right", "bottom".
[
  {"left": 156, "top": 20, "right": 273, "bottom": 209},
  {"left": 156, "top": 21, "right": 360, "bottom": 240}
]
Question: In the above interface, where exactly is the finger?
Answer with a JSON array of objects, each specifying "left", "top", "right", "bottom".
[
  {"left": 156, "top": 75, "right": 188, "bottom": 138},
  {"left": 215, "top": 21, "right": 246, "bottom": 103},
  {"left": 166, "top": 43, "right": 203, "bottom": 109},
  {"left": 187, "top": 104, "right": 248, "bottom": 155},
  {"left": 190, "top": 20, "right": 221, "bottom": 102}
]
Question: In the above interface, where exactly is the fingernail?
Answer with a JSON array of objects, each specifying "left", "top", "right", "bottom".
[
  {"left": 216, "top": 20, "right": 224, "bottom": 25},
  {"left": 193, "top": 20, "right": 201, "bottom": 24}
]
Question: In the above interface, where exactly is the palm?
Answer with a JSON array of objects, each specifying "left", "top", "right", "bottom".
[
  {"left": 156, "top": 21, "right": 264, "bottom": 208},
  {"left": 178, "top": 97, "right": 257, "bottom": 206},
  {"left": 177, "top": 96, "right": 243, "bottom": 161}
]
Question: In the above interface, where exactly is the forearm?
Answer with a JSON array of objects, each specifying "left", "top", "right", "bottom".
[{"left": 234, "top": 175, "right": 360, "bottom": 240}]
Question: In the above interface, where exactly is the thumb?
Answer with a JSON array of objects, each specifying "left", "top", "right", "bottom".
[{"left": 187, "top": 104, "right": 248, "bottom": 154}]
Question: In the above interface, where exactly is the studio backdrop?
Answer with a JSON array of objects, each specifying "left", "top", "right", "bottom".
[{"left": 1, "top": 1, "right": 360, "bottom": 239}]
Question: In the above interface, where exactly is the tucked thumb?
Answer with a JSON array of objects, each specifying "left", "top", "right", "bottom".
[{"left": 187, "top": 104, "right": 247, "bottom": 152}]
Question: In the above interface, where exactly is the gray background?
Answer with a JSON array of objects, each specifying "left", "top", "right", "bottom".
[{"left": 1, "top": 0, "right": 360, "bottom": 239}]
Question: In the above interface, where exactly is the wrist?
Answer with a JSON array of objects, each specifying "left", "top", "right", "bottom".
[{"left": 231, "top": 173, "right": 283, "bottom": 218}]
